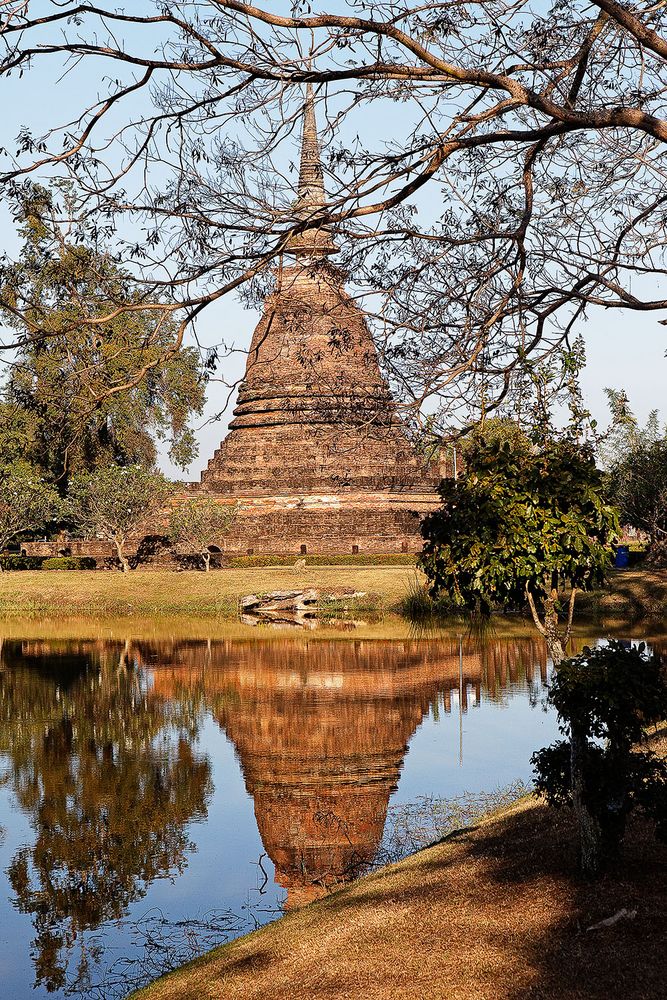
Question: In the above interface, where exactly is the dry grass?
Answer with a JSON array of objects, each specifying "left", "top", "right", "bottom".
[
  {"left": 0, "top": 566, "right": 417, "bottom": 619},
  {"left": 0, "top": 566, "right": 664, "bottom": 630},
  {"left": 577, "top": 568, "right": 667, "bottom": 623},
  {"left": 133, "top": 796, "right": 667, "bottom": 1000}
]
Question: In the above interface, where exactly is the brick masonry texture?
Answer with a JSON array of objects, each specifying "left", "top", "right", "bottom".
[{"left": 196, "top": 262, "right": 440, "bottom": 554}]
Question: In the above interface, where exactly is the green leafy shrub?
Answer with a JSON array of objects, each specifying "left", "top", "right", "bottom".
[
  {"left": 421, "top": 438, "right": 618, "bottom": 660},
  {"left": 0, "top": 555, "right": 46, "bottom": 571},
  {"left": 224, "top": 553, "right": 417, "bottom": 568},
  {"left": 532, "top": 640, "right": 667, "bottom": 876},
  {"left": 42, "top": 556, "right": 97, "bottom": 571},
  {"left": 308, "top": 553, "right": 416, "bottom": 566}
]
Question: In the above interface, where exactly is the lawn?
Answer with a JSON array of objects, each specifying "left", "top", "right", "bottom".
[
  {"left": 0, "top": 566, "right": 663, "bottom": 628},
  {"left": 0, "top": 565, "right": 419, "bottom": 619}
]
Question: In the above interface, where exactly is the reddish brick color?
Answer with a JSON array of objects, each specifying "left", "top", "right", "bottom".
[
  {"left": 196, "top": 263, "right": 440, "bottom": 553},
  {"left": 24, "top": 94, "right": 443, "bottom": 560}
]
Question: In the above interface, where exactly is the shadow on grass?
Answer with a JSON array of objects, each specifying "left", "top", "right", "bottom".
[
  {"left": 325, "top": 803, "right": 666, "bottom": 1000},
  {"left": 135, "top": 799, "right": 666, "bottom": 1000}
]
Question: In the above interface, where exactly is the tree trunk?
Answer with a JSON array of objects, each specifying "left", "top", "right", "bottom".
[
  {"left": 525, "top": 587, "right": 566, "bottom": 664},
  {"left": 646, "top": 534, "right": 667, "bottom": 567},
  {"left": 543, "top": 593, "right": 566, "bottom": 664},
  {"left": 571, "top": 723, "right": 603, "bottom": 877},
  {"left": 530, "top": 586, "right": 602, "bottom": 874},
  {"left": 203, "top": 551, "right": 211, "bottom": 572},
  {"left": 113, "top": 537, "right": 130, "bottom": 573}
]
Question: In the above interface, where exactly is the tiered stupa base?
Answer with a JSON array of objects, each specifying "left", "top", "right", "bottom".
[{"left": 194, "top": 261, "right": 440, "bottom": 555}]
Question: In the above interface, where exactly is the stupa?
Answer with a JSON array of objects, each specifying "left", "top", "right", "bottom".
[{"left": 197, "top": 86, "right": 439, "bottom": 555}]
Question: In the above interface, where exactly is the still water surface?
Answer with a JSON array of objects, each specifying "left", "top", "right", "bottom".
[{"left": 0, "top": 631, "right": 651, "bottom": 999}]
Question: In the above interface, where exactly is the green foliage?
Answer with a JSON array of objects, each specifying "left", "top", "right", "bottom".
[
  {"left": 598, "top": 390, "right": 667, "bottom": 561},
  {"left": 223, "top": 553, "right": 418, "bottom": 568},
  {"left": 608, "top": 442, "right": 667, "bottom": 563},
  {"left": 597, "top": 388, "right": 640, "bottom": 471},
  {"left": 0, "top": 555, "right": 46, "bottom": 571},
  {"left": 397, "top": 576, "right": 456, "bottom": 622},
  {"left": 42, "top": 556, "right": 96, "bottom": 571},
  {"left": 460, "top": 416, "right": 531, "bottom": 460},
  {"left": 169, "top": 497, "right": 238, "bottom": 570},
  {"left": 532, "top": 641, "right": 667, "bottom": 868},
  {"left": 420, "top": 438, "right": 618, "bottom": 617},
  {"left": 67, "top": 465, "right": 173, "bottom": 571},
  {"left": 0, "top": 184, "right": 206, "bottom": 480},
  {"left": 410, "top": 413, "right": 444, "bottom": 465},
  {"left": 0, "top": 462, "right": 61, "bottom": 554},
  {"left": 0, "top": 401, "right": 37, "bottom": 466}
]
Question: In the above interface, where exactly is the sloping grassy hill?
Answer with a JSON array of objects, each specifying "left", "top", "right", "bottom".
[{"left": 132, "top": 793, "right": 666, "bottom": 1000}]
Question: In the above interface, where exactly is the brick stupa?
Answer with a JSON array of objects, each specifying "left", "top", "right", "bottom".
[{"left": 198, "top": 87, "right": 438, "bottom": 555}]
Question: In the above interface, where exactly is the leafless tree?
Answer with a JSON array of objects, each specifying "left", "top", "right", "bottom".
[{"left": 1, "top": 1, "right": 666, "bottom": 437}]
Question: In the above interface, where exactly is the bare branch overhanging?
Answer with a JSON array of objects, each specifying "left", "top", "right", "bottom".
[{"left": 0, "top": 1, "right": 666, "bottom": 435}]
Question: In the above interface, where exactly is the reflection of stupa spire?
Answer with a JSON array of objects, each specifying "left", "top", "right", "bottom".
[{"left": 202, "top": 641, "right": 485, "bottom": 908}]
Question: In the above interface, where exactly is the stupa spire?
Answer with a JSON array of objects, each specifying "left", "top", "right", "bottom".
[
  {"left": 200, "top": 84, "right": 432, "bottom": 502},
  {"left": 287, "top": 83, "right": 337, "bottom": 258},
  {"left": 295, "top": 83, "right": 326, "bottom": 212}
]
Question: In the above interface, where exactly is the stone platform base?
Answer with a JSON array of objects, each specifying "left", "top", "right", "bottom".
[
  {"left": 173, "top": 487, "right": 440, "bottom": 556},
  {"left": 20, "top": 488, "right": 441, "bottom": 561}
]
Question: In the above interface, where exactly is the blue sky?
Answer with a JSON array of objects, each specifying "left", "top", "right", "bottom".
[{"left": 1, "top": 6, "right": 664, "bottom": 481}]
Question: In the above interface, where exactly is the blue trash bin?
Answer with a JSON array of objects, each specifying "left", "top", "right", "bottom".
[{"left": 614, "top": 545, "right": 630, "bottom": 569}]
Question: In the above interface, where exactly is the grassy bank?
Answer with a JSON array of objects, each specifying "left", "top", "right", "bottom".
[
  {"left": 576, "top": 568, "right": 667, "bottom": 623},
  {"left": 0, "top": 566, "right": 664, "bottom": 625},
  {"left": 0, "top": 566, "right": 416, "bottom": 620},
  {"left": 133, "top": 793, "right": 667, "bottom": 1000}
]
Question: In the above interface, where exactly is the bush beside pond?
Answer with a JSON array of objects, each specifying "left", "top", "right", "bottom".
[{"left": 225, "top": 553, "right": 417, "bottom": 568}]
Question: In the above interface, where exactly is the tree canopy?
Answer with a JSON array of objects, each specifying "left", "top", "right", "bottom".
[
  {"left": 0, "top": 461, "right": 61, "bottom": 558},
  {"left": 602, "top": 394, "right": 667, "bottom": 563},
  {"left": 420, "top": 436, "right": 619, "bottom": 659},
  {"left": 2, "top": 3, "right": 667, "bottom": 434},
  {"left": 0, "top": 185, "right": 206, "bottom": 481},
  {"left": 67, "top": 465, "right": 174, "bottom": 572},
  {"left": 169, "top": 497, "right": 239, "bottom": 571},
  {"left": 532, "top": 640, "right": 667, "bottom": 876}
]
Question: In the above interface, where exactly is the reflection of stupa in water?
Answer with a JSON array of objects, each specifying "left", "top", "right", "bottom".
[{"left": 144, "top": 637, "right": 548, "bottom": 908}]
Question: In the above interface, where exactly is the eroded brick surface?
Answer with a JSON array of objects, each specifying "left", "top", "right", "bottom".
[{"left": 198, "top": 263, "right": 440, "bottom": 552}]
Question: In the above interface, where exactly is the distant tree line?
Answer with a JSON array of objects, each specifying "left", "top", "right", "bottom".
[
  {"left": 601, "top": 390, "right": 667, "bottom": 565},
  {"left": 0, "top": 463, "right": 239, "bottom": 573}
]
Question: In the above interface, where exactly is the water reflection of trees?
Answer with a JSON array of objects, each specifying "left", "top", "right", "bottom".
[
  {"left": 0, "top": 641, "right": 212, "bottom": 993},
  {"left": 2, "top": 633, "right": 661, "bottom": 995}
]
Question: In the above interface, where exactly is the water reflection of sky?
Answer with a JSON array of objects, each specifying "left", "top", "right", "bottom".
[{"left": 0, "top": 633, "right": 657, "bottom": 1000}]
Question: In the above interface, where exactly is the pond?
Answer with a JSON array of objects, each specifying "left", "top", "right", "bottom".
[{"left": 0, "top": 629, "right": 660, "bottom": 999}]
